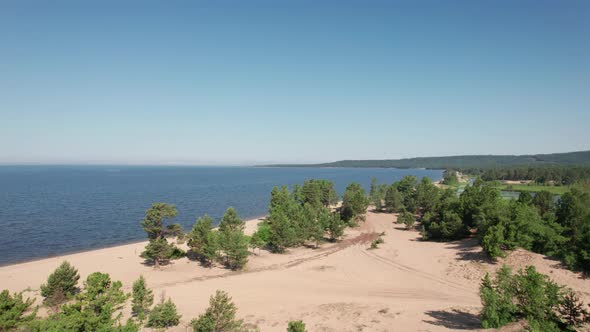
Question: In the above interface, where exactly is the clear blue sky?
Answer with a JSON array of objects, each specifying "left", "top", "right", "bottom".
[{"left": 1, "top": 0, "right": 589, "bottom": 165}]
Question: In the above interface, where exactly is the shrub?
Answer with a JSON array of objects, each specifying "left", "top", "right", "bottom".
[
  {"left": 369, "top": 237, "right": 384, "bottom": 250},
  {"left": 287, "top": 320, "right": 307, "bottom": 332},
  {"left": 191, "top": 290, "right": 242, "bottom": 332},
  {"left": 40, "top": 261, "right": 80, "bottom": 305},
  {"left": 170, "top": 246, "right": 186, "bottom": 259},
  {"left": 250, "top": 222, "right": 270, "bottom": 250},
  {"left": 147, "top": 298, "right": 181, "bottom": 328}
]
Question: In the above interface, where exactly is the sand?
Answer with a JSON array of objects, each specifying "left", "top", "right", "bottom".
[{"left": 1, "top": 211, "right": 588, "bottom": 331}]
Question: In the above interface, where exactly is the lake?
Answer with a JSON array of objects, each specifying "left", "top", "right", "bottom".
[{"left": 0, "top": 166, "right": 442, "bottom": 265}]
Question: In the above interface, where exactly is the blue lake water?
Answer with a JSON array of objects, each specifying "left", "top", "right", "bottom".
[{"left": 0, "top": 166, "right": 442, "bottom": 265}]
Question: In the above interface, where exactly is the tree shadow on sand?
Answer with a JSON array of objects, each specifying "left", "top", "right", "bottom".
[
  {"left": 423, "top": 309, "right": 481, "bottom": 330},
  {"left": 540, "top": 255, "right": 590, "bottom": 280},
  {"left": 444, "top": 238, "right": 492, "bottom": 264}
]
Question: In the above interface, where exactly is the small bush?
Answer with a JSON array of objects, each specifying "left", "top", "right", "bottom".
[
  {"left": 369, "top": 237, "right": 384, "bottom": 249},
  {"left": 250, "top": 222, "right": 271, "bottom": 248},
  {"left": 147, "top": 298, "right": 181, "bottom": 328},
  {"left": 170, "top": 246, "right": 186, "bottom": 259},
  {"left": 287, "top": 320, "right": 307, "bottom": 332}
]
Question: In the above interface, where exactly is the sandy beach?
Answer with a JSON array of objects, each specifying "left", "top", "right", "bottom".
[{"left": 1, "top": 211, "right": 588, "bottom": 331}]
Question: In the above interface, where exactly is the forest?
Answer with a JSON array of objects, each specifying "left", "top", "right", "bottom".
[
  {"left": 269, "top": 150, "right": 590, "bottom": 169},
  {"left": 460, "top": 165, "right": 590, "bottom": 185}
]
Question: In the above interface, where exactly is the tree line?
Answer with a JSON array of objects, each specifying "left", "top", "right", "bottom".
[
  {"left": 268, "top": 150, "right": 590, "bottom": 169},
  {"left": 369, "top": 175, "right": 439, "bottom": 216},
  {"left": 0, "top": 261, "right": 309, "bottom": 331},
  {"left": 139, "top": 179, "right": 371, "bottom": 271},
  {"left": 457, "top": 165, "right": 590, "bottom": 185},
  {"left": 250, "top": 179, "right": 369, "bottom": 254}
]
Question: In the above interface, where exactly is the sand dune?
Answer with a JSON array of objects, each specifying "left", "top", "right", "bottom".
[{"left": 1, "top": 211, "right": 588, "bottom": 331}]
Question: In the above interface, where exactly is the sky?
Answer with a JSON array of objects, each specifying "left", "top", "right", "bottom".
[{"left": 1, "top": 0, "right": 589, "bottom": 165}]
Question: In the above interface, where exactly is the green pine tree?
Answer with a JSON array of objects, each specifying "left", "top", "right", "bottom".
[
  {"left": 191, "top": 290, "right": 242, "bottom": 332},
  {"left": 131, "top": 276, "right": 153, "bottom": 323},
  {"left": 40, "top": 261, "right": 80, "bottom": 306}
]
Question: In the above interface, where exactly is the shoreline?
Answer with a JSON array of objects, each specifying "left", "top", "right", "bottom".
[{"left": 0, "top": 215, "right": 266, "bottom": 269}]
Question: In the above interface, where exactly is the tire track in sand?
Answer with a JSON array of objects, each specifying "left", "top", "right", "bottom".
[
  {"left": 157, "top": 231, "right": 381, "bottom": 288},
  {"left": 359, "top": 247, "right": 473, "bottom": 292}
]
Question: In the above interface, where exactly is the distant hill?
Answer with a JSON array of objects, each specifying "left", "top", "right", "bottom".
[{"left": 266, "top": 150, "right": 590, "bottom": 169}]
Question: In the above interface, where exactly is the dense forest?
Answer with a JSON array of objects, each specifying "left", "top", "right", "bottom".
[
  {"left": 460, "top": 166, "right": 590, "bottom": 185},
  {"left": 268, "top": 150, "right": 590, "bottom": 169}
]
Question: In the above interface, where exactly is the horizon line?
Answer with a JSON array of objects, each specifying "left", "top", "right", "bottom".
[{"left": 1, "top": 149, "right": 588, "bottom": 167}]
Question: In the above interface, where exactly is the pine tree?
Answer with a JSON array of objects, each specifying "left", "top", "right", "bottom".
[
  {"left": 140, "top": 203, "right": 178, "bottom": 240},
  {"left": 188, "top": 215, "right": 215, "bottom": 259},
  {"left": 268, "top": 209, "right": 297, "bottom": 253},
  {"left": 221, "top": 230, "right": 249, "bottom": 270},
  {"left": 147, "top": 298, "right": 181, "bottom": 328},
  {"left": 479, "top": 266, "right": 517, "bottom": 328},
  {"left": 559, "top": 290, "right": 589, "bottom": 328},
  {"left": 341, "top": 182, "right": 369, "bottom": 225},
  {"left": 191, "top": 290, "right": 242, "bottom": 332},
  {"left": 219, "top": 207, "right": 245, "bottom": 233},
  {"left": 81, "top": 272, "right": 128, "bottom": 316},
  {"left": 141, "top": 237, "right": 174, "bottom": 268},
  {"left": 131, "top": 276, "right": 153, "bottom": 323},
  {"left": 369, "top": 178, "right": 384, "bottom": 211},
  {"left": 32, "top": 272, "right": 134, "bottom": 332},
  {"left": 399, "top": 211, "right": 415, "bottom": 230},
  {"left": 323, "top": 210, "right": 345, "bottom": 241},
  {"left": 40, "top": 261, "right": 80, "bottom": 306},
  {"left": 218, "top": 208, "right": 249, "bottom": 270},
  {"left": 0, "top": 290, "right": 37, "bottom": 331},
  {"left": 202, "top": 231, "right": 220, "bottom": 266},
  {"left": 139, "top": 203, "right": 179, "bottom": 268},
  {"left": 384, "top": 185, "right": 403, "bottom": 213}
]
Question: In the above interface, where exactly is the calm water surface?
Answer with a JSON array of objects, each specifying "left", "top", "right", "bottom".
[{"left": 0, "top": 166, "right": 442, "bottom": 265}]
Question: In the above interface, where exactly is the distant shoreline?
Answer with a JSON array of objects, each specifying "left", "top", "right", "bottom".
[{"left": 263, "top": 150, "right": 590, "bottom": 169}]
